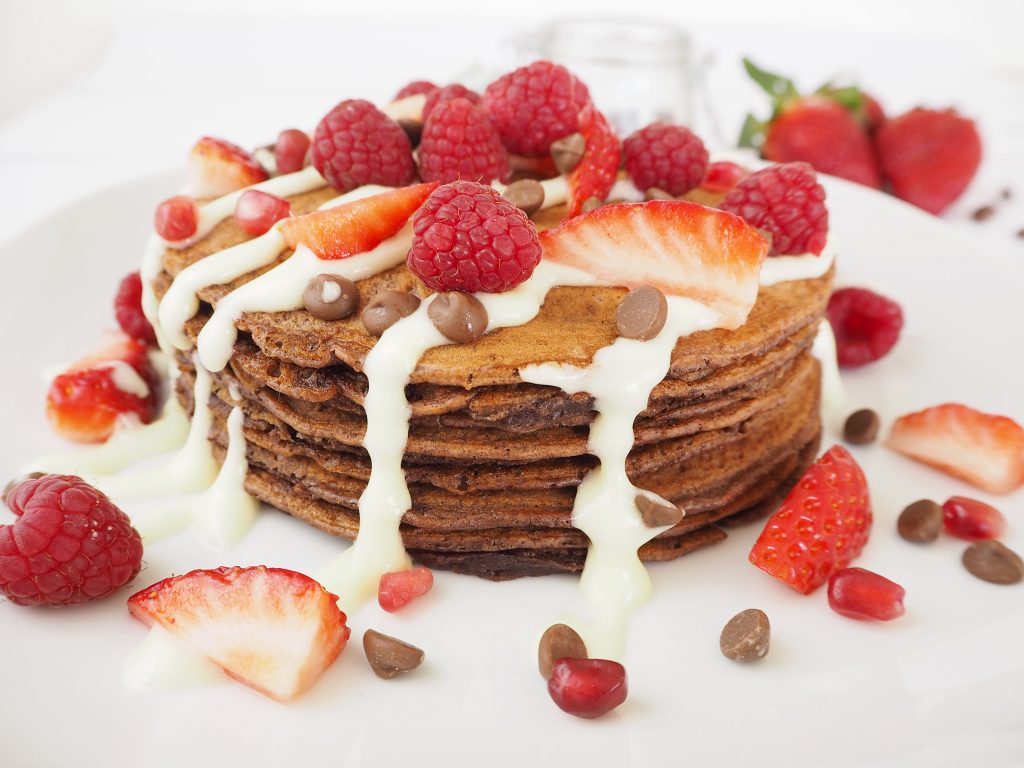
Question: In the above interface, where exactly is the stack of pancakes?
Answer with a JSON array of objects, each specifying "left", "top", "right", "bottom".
[{"left": 153, "top": 189, "right": 832, "bottom": 580}]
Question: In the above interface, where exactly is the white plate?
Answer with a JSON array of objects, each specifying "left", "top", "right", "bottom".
[{"left": 1, "top": 173, "right": 1022, "bottom": 768}]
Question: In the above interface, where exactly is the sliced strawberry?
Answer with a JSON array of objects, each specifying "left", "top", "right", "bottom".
[
  {"left": 539, "top": 200, "right": 768, "bottom": 328},
  {"left": 566, "top": 106, "right": 621, "bottom": 217},
  {"left": 46, "top": 332, "right": 158, "bottom": 444},
  {"left": 749, "top": 445, "right": 872, "bottom": 595},
  {"left": 186, "top": 136, "right": 269, "bottom": 199},
  {"left": 281, "top": 182, "right": 437, "bottom": 260},
  {"left": 886, "top": 404, "right": 1024, "bottom": 494},
  {"left": 378, "top": 566, "right": 433, "bottom": 613},
  {"left": 128, "top": 566, "right": 350, "bottom": 702}
]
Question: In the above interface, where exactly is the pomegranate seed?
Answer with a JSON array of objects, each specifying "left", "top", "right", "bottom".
[
  {"left": 942, "top": 496, "right": 1006, "bottom": 541},
  {"left": 275, "top": 128, "right": 311, "bottom": 175},
  {"left": 234, "top": 190, "right": 291, "bottom": 236},
  {"left": 702, "top": 161, "right": 749, "bottom": 193},
  {"left": 378, "top": 566, "right": 433, "bottom": 613},
  {"left": 828, "top": 567, "right": 906, "bottom": 621},
  {"left": 154, "top": 195, "right": 198, "bottom": 241},
  {"left": 547, "top": 658, "right": 627, "bottom": 719}
]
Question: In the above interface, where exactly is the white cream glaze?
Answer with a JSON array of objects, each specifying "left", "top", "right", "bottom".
[
  {"left": 760, "top": 235, "right": 837, "bottom": 286},
  {"left": 382, "top": 93, "right": 426, "bottom": 122},
  {"left": 253, "top": 146, "right": 278, "bottom": 176},
  {"left": 102, "top": 360, "right": 151, "bottom": 398},
  {"left": 123, "top": 624, "right": 225, "bottom": 691},
  {"left": 811, "top": 319, "right": 846, "bottom": 433}
]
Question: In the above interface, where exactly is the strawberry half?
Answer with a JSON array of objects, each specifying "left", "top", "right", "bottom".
[
  {"left": 886, "top": 403, "right": 1024, "bottom": 494},
  {"left": 128, "top": 566, "right": 350, "bottom": 702},
  {"left": 281, "top": 182, "right": 437, "bottom": 260},
  {"left": 539, "top": 200, "right": 767, "bottom": 328},
  {"left": 186, "top": 136, "right": 269, "bottom": 199},
  {"left": 749, "top": 445, "right": 872, "bottom": 595},
  {"left": 566, "top": 106, "right": 621, "bottom": 217},
  {"left": 46, "top": 332, "right": 159, "bottom": 444}
]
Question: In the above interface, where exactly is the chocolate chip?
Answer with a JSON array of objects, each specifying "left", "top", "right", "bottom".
[
  {"left": 303, "top": 274, "right": 359, "bottom": 321},
  {"left": 502, "top": 179, "right": 545, "bottom": 216},
  {"left": 550, "top": 132, "right": 586, "bottom": 175},
  {"left": 538, "top": 623, "right": 587, "bottom": 679},
  {"left": 635, "top": 493, "right": 683, "bottom": 528},
  {"left": 616, "top": 285, "right": 668, "bottom": 341},
  {"left": 3, "top": 472, "right": 43, "bottom": 507},
  {"left": 720, "top": 609, "right": 771, "bottom": 662},
  {"left": 962, "top": 540, "right": 1023, "bottom": 585},
  {"left": 581, "top": 196, "right": 603, "bottom": 214},
  {"left": 397, "top": 118, "right": 423, "bottom": 148},
  {"left": 427, "top": 292, "right": 488, "bottom": 343},
  {"left": 972, "top": 204, "right": 996, "bottom": 221},
  {"left": 1017, "top": 228, "right": 1024, "bottom": 240},
  {"left": 644, "top": 187, "right": 675, "bottom": 201},
  {"left": 843, "top": 408, "right": 880, "bottom": 445},
  {"left": 361, "top": 290, "right": 421, "bottom": 336},
  {"left": 897, "top": 499, "right": 943, "bottom": 543},
  {"left": 363, "top": 629, "right": 425, "bottom": 679},
  {"left": 1001, "top": 187, "right": 1013, "bottom": 200}
]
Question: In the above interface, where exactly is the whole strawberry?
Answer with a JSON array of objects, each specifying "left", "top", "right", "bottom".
[
  {"left": 875, "top": 108, "right": 981, "bottom": 214},
  {"left": 739, "top": 59, "right": 881, "bottom": 189},
  {"left": 1, "top": 474, "right": 143, "bottom": 606}
]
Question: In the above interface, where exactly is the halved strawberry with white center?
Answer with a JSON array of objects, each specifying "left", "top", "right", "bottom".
[
  {"left": 281, "top": 181, "right": 437, "bottom": 259},
  {"left": 566, "top": 106, "right": 621, "bottom": 217},
  {"left": 540, "top": 200, "right": 768, "bottom": 328},
  {"left": 46, "top": 332, "right": 159, "bottom": 444},
  {"left": 128, "top": 566, "right": 350, "bottom": 703},
  {"left": 185, "top": 136, "right": 269, "bottom": 199},
  {"left": 886, "top": 403, "right": 1024, "bottom": 494}
]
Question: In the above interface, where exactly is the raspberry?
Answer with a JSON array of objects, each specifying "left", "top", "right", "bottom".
[
  {"left": 378, "top": 566, "right": 434, "bottom": 613},
  {"left": 482, "top": 60, "right": 592, "bottom": 156},
  {"left": 154, "top": 195, "right": 198, "bottom": 241},
  {"left": 395, "top": 80, "right": 438, "bottom": 100},
  {"left": 422, "top": 83, "right": 480, "bottom": 121},
  {"left": 719, "top": 162, "right": 828, "bottom": 256},
  {"left": 623, "top": 123, "right": 709, "bottom": 196},
  {"left": 114, "top": 272, "right": 156, "bottom": 344},
  {"left": 274, "top": 128, "right": 311, "bottom": 175},
  {"left": 310, "top": 99, "right": 415, "bottom": 192},
  {"left": 408, "top": 181, "right": 542, "bottom": 293},
  {"left": 418, "top": 98, "right": 510, "bottom": 185},
  {"left": 234, "top": 189, "right": 291, "bottom": 236},
  {"left": 826, "top": 287, "right": 904, "bottom": 368},
  {"left": 0, "top": 475, "right": 143, "bottom": 606}
]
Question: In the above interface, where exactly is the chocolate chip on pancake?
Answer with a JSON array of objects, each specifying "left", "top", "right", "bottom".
[
  {"left": 362, "top": 290, "right": 421, "bottom": 336},
  {"left": 616, "top": 286, "right": 668, "bottom": 341},
  {"left": 303, "top": 274, "right": 359, "bottom": 321},
  {"left": 843, "top": 408, "right": 880, "bottom": 444},
  {"left": 428, "top": 292, "right": 488, "bottom": 343},
  {"left": 635, "top": 493, "right": 683, "bottom": 528},
  {"left": 550, "top": 132, "right": 586, "bottom": 174},
  {"left": 962, "top": 540, "right": 1023, "bottom": 585},
  {"left": 502, "top": 179, "right": 545, "bottom": 216},
  {"left": 363, "top": 629, "right": 425, "bottom": 679},
  {"left": 538, "top": 623, "right": 587, "bottom": 679},
  {"left": 719, "top": 608, "right": 770, "bottom": 662}
]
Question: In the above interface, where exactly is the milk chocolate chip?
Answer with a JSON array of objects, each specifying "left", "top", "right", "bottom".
[
  {"left": 897, "top": 499, "right": 943, "bottom": 543},
  {"left": 303, "top": 274, "right": 359, "bottom": 321},
  {"left": 361, "top": 290, "right": 421, "bottom": 336},
  {"left": 635, "top": 493, "right": 683, "bottom": 528},
  {"left": 3, "top": 472, "right": 43, "bottom": 507},
  {"left": 538, "top": 623, "right": 587, "bottom": 679},
  {"left": 502, "top": 179, "right": 545, "bottom": 216},
  {"left": 616, "top": 285, "right": 668, "bottom": 341},
  {"left": 428, "top": 292, "right": 488, "bottom": 343},
  {"left": 843, "top": 408, "right": 880, "bottom": 445},
  {"left": 363, "top": 629, "right": 425, "bottom": 679},
  {"left": 720, "top": 609, "right": 771, "bottom": 662},
  {"left": 550, "top": 132, "right": 586, "bottom": 174},
  {"left": 962, "top": 540, "right": 1023, "bottom": 585}
]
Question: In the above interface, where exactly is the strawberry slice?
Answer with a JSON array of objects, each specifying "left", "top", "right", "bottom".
[
  {"left": 749, "top": 445, "right": 872, "bottom": 595},
  {"left": 46, "top": 332, "right": 159, "bottom": 444},
  {"left": 128, "top": 566, "right": 350, "bottom": 702},
  {"left": 886, "top": 404, "right": 1024, "bottom": 494},
  {"left": 539, "top": 200, "right": 768, "bottom": 328},
  {"left": 186, "top": 136, "right": 269, "bottom": 199},
  {"left": 281, "top": 182, "right": 438, "bottom": 260},
  {"left": 566, "top": 106, "right": 621, "bottom": 217}
]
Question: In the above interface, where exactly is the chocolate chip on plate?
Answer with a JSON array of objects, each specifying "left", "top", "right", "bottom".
[
  {"left": 971, "top": 204, "right": 996, "bottom": 222},
  {"left": 3, "top": 472, "right": 43, "bottom": 507},
  {"left": 550, "top": 132, "right": 586, "bottom": 175},
  {"left": 616, "top": 285, "right": 668, "bottom": 341},
  {"left": 363, "top": 629, "right": 425, "bottom": 679},
  {"left": 428, "top": 292, "right": 488, "bottom": 343},
  {"left": 644, "top": 187, "right": 675, "bottom": 201},
  {"left": 720, "top": 609, "right": 771, "bottom": 663},
  {"left": 843, "top": 408, "right": 880, "bottom": 445},
  {"left": 962, "top": 540, "right": 1023, "bottom": 585},
  {"left": 581, "top": 196, "right": 604, "bottom": 214},
  {"left": 361, "top": 290, "right": 421, "bottom": 336},
  {"left": 502, "top": 179, "right": 545, "bottom": 216},
  {"left": 897, "top": 499, "right": 943, "bottom": 543},
  {"left": 397, "top": 118, "right": 424, "bottom": 148},
  {"left": 635, "top": 493, "right": 683, "bottom": 528},
  {"left": 538, "top": 623, "right": 587, "bottom": 679},
  {"left": 303, "top": 274, "right": 359, "bottom": 321}
]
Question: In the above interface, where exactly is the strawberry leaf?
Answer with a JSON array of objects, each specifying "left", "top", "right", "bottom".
[
  {"left": 738, "top": 114, "right": 766, "bottom": 149},
  {"left": 742, "top": 58, "right": 799, "bottom": 107}
]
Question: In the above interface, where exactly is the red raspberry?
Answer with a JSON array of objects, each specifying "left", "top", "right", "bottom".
[
  {"left": 408, "top": 181, "right": 542, "bottom": 293},
  {"left": 418, "top": 98, "right": 510, "bottom": 185},
  {"left": 154, "top": 195, "right": 198, "bottom": 241},
  {"left": 482, "top": 60, "right": 592, "bottom": 156},
  {"left": 378, "top": 566, "right": 434, "bottom": 613},
  {"left": 234, "top": 189, "right": 291, "bottom": 236},
  {"left": 114, "top": 272, "right": 156, "bottom": 344},
  {"left": 623, "top": 123, "right": 709, "bottom": 196},
  {"left": 826, "top": 287, "right": 904, "bottom": 368},
  {"left": 310, "top": 99, "right": 415, "bottom": 192},
  {"left": 0, "top": 475, "right": 143, "bottom": 606},
  {"left": 719, "top": 162, "right": 828, "bottom": 256},
  {"left": 395, "top": 80, "right": 438, "bottom": 100},
  {"left": 274, "top": 128, "right": 311, "bottom": 175},
  {"left": 422, "top": 83, "right": 480, "bottom": 121}
]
